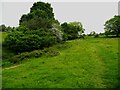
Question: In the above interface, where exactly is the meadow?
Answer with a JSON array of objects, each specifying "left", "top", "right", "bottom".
[{"left": 2, "top": 32, "right": 119, "bottom": 88}]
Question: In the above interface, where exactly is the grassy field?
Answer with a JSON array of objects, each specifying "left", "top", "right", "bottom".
[{"left": 2, "top": 32, "right": 119, "bottom": 88}]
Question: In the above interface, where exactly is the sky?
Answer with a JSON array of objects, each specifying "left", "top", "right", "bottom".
[{"left": 0, "top": 0, "right": 118, "bottom": 34}]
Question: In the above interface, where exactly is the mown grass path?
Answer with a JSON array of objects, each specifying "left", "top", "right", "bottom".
[{"left": 2, "top": 38, "right": 118, "bottom": 88}]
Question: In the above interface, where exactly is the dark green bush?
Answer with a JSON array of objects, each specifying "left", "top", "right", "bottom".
[
  {"left": 62, "top": 33, "right": 68, "bottom": 41},
  {"left": 4, "top": 28, "right": 57, "bottom": 53},
  {"left": 61, "top": 22, "right": 84, "bottom": 40}
]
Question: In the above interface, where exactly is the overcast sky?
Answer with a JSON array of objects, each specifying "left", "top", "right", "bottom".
[{"left": 1, "top": 1, "right": 118, "bottom": 34}]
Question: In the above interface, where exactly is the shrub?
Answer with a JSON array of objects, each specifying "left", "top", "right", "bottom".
[
  {"left": 4, "top": 28, "right": 57, "bottom": 53},
  {"left": 10, "top": 47, "right": 60, "bottom": 63},
  {"left": 62, "top": 33, "right": 68, "bottom": 41},
  {"left": 61, "top": 22, "right": 84, "bottom": 40},
  {"left": 10, "top": 50, "right": 43, "bottom": 63}
]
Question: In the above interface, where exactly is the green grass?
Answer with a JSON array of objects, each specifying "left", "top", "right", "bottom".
[
  {"left": 2, "top": 33, "right": 119, "bottom": 88},
  {"left": 0, "top": 32, "right": 8, "bottom": 43}
]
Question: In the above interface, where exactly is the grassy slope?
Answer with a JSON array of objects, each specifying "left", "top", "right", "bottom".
[{"left": 2, "top": 34, "right": 119, "bottom": 88}]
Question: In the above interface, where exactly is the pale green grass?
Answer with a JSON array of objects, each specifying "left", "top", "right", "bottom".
[
  {"left": 2, "top": 37, "right": 119, "bottom": 88},
  {"left": 0, "top": 32, "right": 7, "bottom": 43}
]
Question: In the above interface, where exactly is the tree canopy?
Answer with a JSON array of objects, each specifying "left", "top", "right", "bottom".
[
  {"left": 0, "top": 24, "right": 14, "bottom": 32},
  {"left": 104, "top": 15, "right": 120, "bottom": 37},
  {"left": 19, "top": 2, "right": 55, "bottom": 30},
  {"left": 61, "top": 22, "right": 84, "bottom": 40}
]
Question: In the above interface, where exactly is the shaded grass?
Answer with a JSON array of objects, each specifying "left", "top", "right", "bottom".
[{"left": 2, "top": 37, "right": 119, "bottom": 88}]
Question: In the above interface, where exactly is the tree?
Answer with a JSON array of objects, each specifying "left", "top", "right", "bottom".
[
  {"left": 4, "top": 1, "right": 59, "bottom": 53},
  {"left": 19, "top": 1, "right": 55, "bottom": 30},
  {"left": 89, "top": 31, "right": 96, "bottom": 36},
  {"left": 0, "top": 24, "right": 6, "bottom": 32},
  {"left": 104, "top": 15, "right": 120, "bottom": 37},
  {"left": 61, "top": 22, "right": 84, "bottom": 40}
]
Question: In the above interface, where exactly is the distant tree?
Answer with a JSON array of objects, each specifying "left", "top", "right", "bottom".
[
  {"left": 99, "top": 32, "right": 104, "bottom": 35},
  {"left": 89, "top": 31, "right": 96, "bottom": 36},
  {"left": 89, "top": 31, "right": 99, "bottom": 38},
  {"left": 104, "top": 15, "right": 120, "bottom": 37},
  {"left": 6, "top": 26, "right": 14, "bottom": 32},
  {"left": 0, "top": 24, "right": 6, "bottom": 32},
  {"left": 0, "top": 24, "right": 14, "bottom": 32},
  {"left": 61, "top": 22, "right": 84, "bottom": 40},
  {"left": 94, "top": 33, "right": 99, "bottom": 38}
]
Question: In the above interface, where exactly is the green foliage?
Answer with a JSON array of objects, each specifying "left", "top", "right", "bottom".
[
  {"left": 20, "top": 17, "right": 52, "bottom": 30},
  {"left": 94, "top": 33, "right": 99, "bottom": 38},
  {"left": 0, "top": 24, "right": 14, "bottom": 32},
  {"left": 11, "top": 50, "right": 43, "bottom": 63},
  {"left": 88, "top": 31, "right": 99, "bottom": 38},
  {"left": 19, "top": 1, "right": 54, "bottom": 30},
  {"left": 104, "top": 15, "right": 120, "bottom": 37},
  {"left": 9, "top": 47, "right": 60, "bottom": 63},
  {"left": 0, "top": 24, "right": 6, "bottom": 32},
  {"left": 30, "top": 2, "right": 54, "bottom": 19},
  {"left": 61, "top": 22, "right": 84, "bottom": 40},
  {"left": 4, "top": 28, "right": 57, "bottom": 53},
  {"left": 89, "top": 31, "right": 96, "bottom": 36},
  {"left": 4, "top": 1, "right": 63, "bottom": 54},
  {"left": 43, "top": 47, "right": 60, "bottom": 57}
]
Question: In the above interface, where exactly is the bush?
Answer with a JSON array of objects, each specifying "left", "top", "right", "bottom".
[
  {"left": 10, "top": 47, "right": 60, "bottom": 63},
  {"left": 4, "top": 28, "right": 57, "bottom": 53},
  {"left": 62, "top": 33, "right": 68, "bottom": 41},
  {"left": 10, "top": 50, "right": 43, "bottom": 63},
  {"left": 30, "top": 50, "right": 43, "bottom": 58},
  {"left": 61, "top": 22, "right": 84, "bottom": 40}
]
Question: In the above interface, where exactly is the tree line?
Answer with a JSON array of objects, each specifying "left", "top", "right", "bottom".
[{"left": 1, "top": 1, "right": 120, "bottom": 54}]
